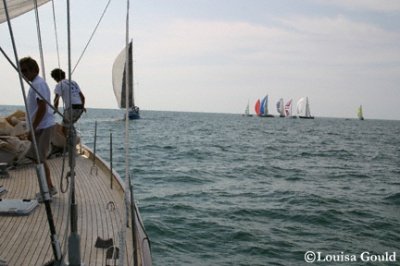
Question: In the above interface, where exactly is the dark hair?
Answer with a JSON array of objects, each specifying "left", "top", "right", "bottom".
[
  {"left": 19, "top": 57, "right": 39, "bottom": 75},
  {"left": 51, "top": 68, "right": 66, "bottom": 81}
]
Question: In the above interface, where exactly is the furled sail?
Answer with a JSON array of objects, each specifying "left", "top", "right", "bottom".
[
  {"left": 0, "top": 0, "right": 51, "bottom": 24},
  {"left": 112, "top": 41, "right": 134, "bottom": 109}
]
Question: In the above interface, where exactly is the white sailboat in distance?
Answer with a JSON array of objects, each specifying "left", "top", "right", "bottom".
[{"left": 297, "top": 97, "right": 314, "bottom": 119}]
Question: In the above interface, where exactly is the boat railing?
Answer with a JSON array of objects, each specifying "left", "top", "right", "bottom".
[{"left": 90, "top": 121, "right": 98, "bottom": 176}]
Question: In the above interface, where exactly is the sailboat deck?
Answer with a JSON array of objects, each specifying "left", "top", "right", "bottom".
[{"left": 0, "top": 146, "right": 134, "bottom": 266}]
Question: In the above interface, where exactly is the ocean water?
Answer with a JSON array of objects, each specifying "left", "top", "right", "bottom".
[{"left": 2, "top": 106, "right": 400, "bottom": 265}]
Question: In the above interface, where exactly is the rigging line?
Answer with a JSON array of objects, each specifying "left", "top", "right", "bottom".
[
  {"left": 60, "top": 168, "right": 73, "bottom": 265},
  {"left": 33, "top": 0, "right": 47, "bottom": 81},
  {"left": 71, "top": 0, "right": 112, "bottom": 74},
  {"left": 51, "top": 0, "right": 61, "bottom": 67},
  {"left": 66, "top": 0, "right": 83, "bottom": 265},
  {"left": 2, "top": 0, "right": 63, "bottom": 263},
  {"left": 125, "top": 1, "right": 139, "bottom": 265},
  {"left": 2, "top": 3, "right": 40, "bottom": 181},
  {"left": 130, "top": 102, "right": 152, "bottom": 256},
  {"left": 118, "top": 0, "right": 131, "bottom": 264},
  {"left": 60, "top": 142, "right": 70, "bottom": 193},
  {"left": 0, "top": 47, "right": 64, "bottom": 118}
]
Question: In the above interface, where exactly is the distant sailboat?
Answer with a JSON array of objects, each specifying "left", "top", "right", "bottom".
[
  {"left": 112, "top": 41, "right": 140, "bottom": 119},
  {"left": 284, "top": 99, "right": 297, "bottom": 118},
  {"left": 276, "top": 98, "right": 285, "bottom": 117},
  {"left": 243, "top": 101, "right": 253, "bottom": 117},
  {"left": 255, "top": 99, "right": 261, "bottom": 116},
  {"left": 357, "top": 105, "right": 364, "bottom": 120},
  {"left": 255, "top": 95, "right": 274, "bottom": 117},
  {"left": 297, "top": 97, "right": 314, "bottom": 119}
]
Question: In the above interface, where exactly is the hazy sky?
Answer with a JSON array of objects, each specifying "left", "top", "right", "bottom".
[{"left": 1, "top": 0, "right": 400, "bottom": 120}]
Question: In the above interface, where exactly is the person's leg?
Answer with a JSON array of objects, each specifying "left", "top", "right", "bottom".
[
  {"left": 38, "top": 126, "right": 56, "bottom": 191},
  {"left": 62, "top": 109, "right": 69, "bottom": 137},
  {"left": 43, "top": 160, "right": 54, "bottom": 188},
  {"left": 29, "top": 127, "right": 57, "bottom": 200}
]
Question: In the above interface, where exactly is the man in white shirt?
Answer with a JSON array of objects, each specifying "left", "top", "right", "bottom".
[
  {"left": 20, "top": 57, "right": 57, "bottom": 197},
  {"left": 51, "top": 68, "right": 86, "bottom": 135}
]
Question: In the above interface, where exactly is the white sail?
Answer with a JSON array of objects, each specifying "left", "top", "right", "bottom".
[
  {"left": 0, "top": 0, "right": 51, "bottom": 24},
  {"left": 357, "top": 105, "right": 364, "bottom": 120},
  {"left": 296, "top": 97, "right": 306, "bottom": 116},
  {"left": 297, "top": 97, "right": 313, "bottom": 118},
  {"left": 245, "top": 101, "right": 250, "bottom": 116},
  {"left": 112, "top": 41, "right": 134, "bottom": 109},
  {"left": 260, "top": 95, "right": 268, "bottom": 115},
  {"left": 284, "top": 99, "right": 292, "bottom": 116},
  {"left": 276, "top": 98, "right": 284, "bottom": 116},
  {"left": 305, "top": 97, "right": 311, "bottom": 117}
]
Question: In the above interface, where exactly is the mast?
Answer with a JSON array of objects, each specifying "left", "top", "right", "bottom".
[
  {"left": 122, "top": 0, "right": 139, "bottom": 265},
  {"left": 66, "top": 0, "right": 83, "bottom": 265},
  {"left": 1, "top": 1, "right": 62, "bottom": 264},
  {"left": 129, "top": 42, "right": 134, "bottom": 108}
]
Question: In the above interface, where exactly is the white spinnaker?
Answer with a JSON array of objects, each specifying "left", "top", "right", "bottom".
[
  {"left": 112, "top": 45, "right": 125, "bottom": 108},
  {"left": 297, "top": 97, "right": 306, "bottom": 116}
]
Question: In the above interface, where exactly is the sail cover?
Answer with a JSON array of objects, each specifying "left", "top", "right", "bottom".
[
  {"left": 112, "top": 41, "right": 134, "bottom": 109},
  {"left": 0, "top": 0, "right": 51, "bottom": 24}
]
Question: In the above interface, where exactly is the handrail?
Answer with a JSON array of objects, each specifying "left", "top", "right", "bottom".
[{"left": 90, "top": 121, "right": 98, "bottom": 175}]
